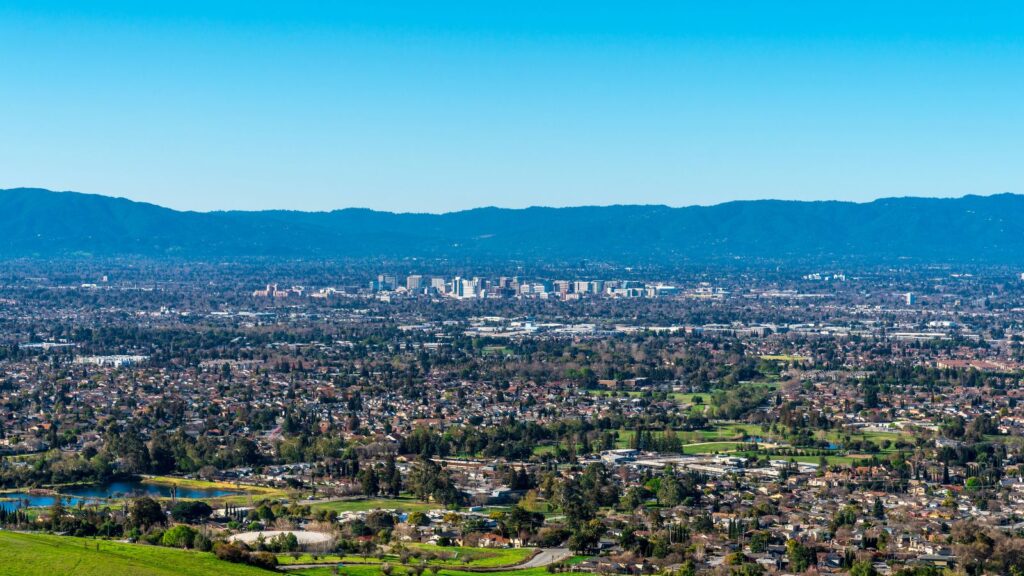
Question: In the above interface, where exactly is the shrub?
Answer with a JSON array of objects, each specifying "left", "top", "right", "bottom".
[
  {"left": 214, "top": 542, "right": 250, "bottom": 564},
  {"left": 161, "top": 525, "right": 198, "bottom": 549},
  {"left": 249, "top": 551, "right": 279, "bottom": 570},
  {"left": 213, "top": 541, "right": 279, "bottom": 570},
  {"left": 170, "top": 501, "right": 213, "bottom": 523}
]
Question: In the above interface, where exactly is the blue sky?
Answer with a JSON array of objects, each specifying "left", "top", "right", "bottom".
[{"left": 1, "top": 2, "right": 1022, "bottom": 213}]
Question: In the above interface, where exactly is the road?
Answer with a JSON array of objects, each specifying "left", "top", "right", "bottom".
[
  {"left": 511, "top": 547, "right": 572, "bottom": 569},
  {"left": 279, "top": 547, "right": 573, "bottom": 572}
]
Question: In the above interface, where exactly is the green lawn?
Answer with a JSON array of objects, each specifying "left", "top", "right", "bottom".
[
  {"left": 406, "top": 544, "right": 535, "bottom": 567},
  {"left": 310, "top": 497, "right": 442, "bottom": 514},
  {"left": 585, "top": 389, "right": 642, "bottom": 397},
  {"left": 813, "top": 429, "right": 911, "bottom": 451},
  {"left": 279, "top": 544, "right": 535, "bottom": 568},
  {"left": 682, "top": 441, "right": 745, "bottom": 454},
  {"left": 673, "top": 392, "right": 710, "bottom": 405},
  {"left": 533, "top": 422, "right": 775, "bottom": 457},
  {"left": 0, "top": 532, "right": 270, "bottom": 576},
  {"left": 759, "top": 354, "right": 810, "bottom": 362},
  {"left": 615, "top": 429, "right": 636, "bottom": 449},
  {"left": 142, "top": 475, "right": 288, "bottom": 504},
  {"left": 293, "top": 565, "right": 557, "bottom": 576},
  {"left": 737, "top": 451, "right": 860, "bottom": 466},
  {"left": 531, "top": 445, "right": 558, "bottom": 456}
]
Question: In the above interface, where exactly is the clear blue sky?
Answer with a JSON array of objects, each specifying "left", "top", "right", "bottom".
[{"left": 1, "top": 1, "right": 1022, "bottom": 213}]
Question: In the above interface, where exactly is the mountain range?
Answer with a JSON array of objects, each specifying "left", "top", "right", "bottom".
[{"left": 1, "top": 187, "right": 1021, "bottom": 264}]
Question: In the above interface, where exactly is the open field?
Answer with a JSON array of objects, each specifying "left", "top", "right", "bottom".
[
  {"left": 681, "top": 441, "right": 746, "bottom": 454},
  {"left": 309, "top": 496, "right": 442, "bottom": 514},
  {"left": 736, "top": 451, "right": 861, "bottom": 466},
  {"left": 481, "top": 346, "right": 511, "bottom": 356},
  {"left": 533, "top": 422, "right": 774, "bottom": 455},
  {"left": 585, "top": 389, "right": 642, "bottom": 397},
  {"left": 531, "top": 444, "right": 558, "bottom": 456},
  {"left": 0, "top": 531, "right": 270, "bottom": 576},
  {"left": 292, "top": 565, "right": 560, "bottom": 576},
  {"left": 614, "top": 429, "right": 636, "bottom": 448},
  {"left": 816, "top": 430, "right": 909, "bottom": 443},
  {"left": 672, "top": 392, "right": 709, "bottom": 404},
  {"left": 759, "top": 354, "right": 810, "bottom": 362},
  {"left": 143, "top": 475, "right": 289, "bottom": 504},
  {"left": 144, "top": 475, "right": 284, "bottom": 495},
  {"left": 279, "top": 544, "right": 536, "bottom": 568}
]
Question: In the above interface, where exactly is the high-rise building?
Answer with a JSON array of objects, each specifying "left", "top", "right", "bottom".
[
  {"left": 406, "top": 275, "right": 424, "bottom": 291},
  {"left": 375, "top": 274, "right": 397, "bottom": 291}
]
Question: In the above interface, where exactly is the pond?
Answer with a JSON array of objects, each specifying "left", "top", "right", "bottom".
[
  {"left": 0, "top": 479, "right": 241, "bottom": 511},
  {"left": 0, "top": 492, "right": 95, "bottom": 512},
  {"left": 61, "top": 479, "right": 241, "bottom": 500}
]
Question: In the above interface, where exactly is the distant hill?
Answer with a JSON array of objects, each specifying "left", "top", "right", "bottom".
[{"left": 2, "top": 187, "right": 1023, "bottom": 263}]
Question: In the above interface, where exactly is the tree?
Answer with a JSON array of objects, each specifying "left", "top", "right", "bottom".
[
  {"left": 953, "top": 521, "right": 995, "bottom": 576},
  {"left": 130, "top": 497, "right": 165, "bottom": 529},
  {"left": 656, "top": 474, "right": 681, "bottom": 507},
  {"left": 366, "top": 510, "right": 396, "bottom": 532},
  {"left": 359, "top": 466, "right": 380, "bottom": 496},
  {"left": 407, "top": 511, "right": 430, "bottom": 526},
  {"left": 506, "top": 505, "right": 544, "bottom": 538},
  {"left": 619, "top": 487, "right": 644, "bottom": 511},
  {"left": 872, "top": 497, "right": 885, "bottom": 519},
  {"left": 170, "top": 501, "right": 213, "bottom": 523},
  {"left": 993, "top": 536, "right": 1024, "bottom": 576},
  {"left": 384, "top": 456, "right": 402, "bottom": 497},
  {"left": 567, "top": 519, "right": 605, "bottom": 554},
  {"left": 557, "top": 477, "right": 595, "bottom": 529},
  {"left": 850, "top": 560, "right": 878, "bottom": 576},
  {"left": 750, "top": 531, "right": 770, "bottom": 553},
  {"left": 786, "top": 539, "right": 815, "bottom": 573},
  {"left": 831, "top": 505, "right": 858, "bottom": 531},
  {"left": 406, "top": 458, "right": 462, "bottom": 506},
  {"left": 148, "top": 435, "right": 177, "bottom": 474},
  {"left": 161, "top": 525, "right": 198, "bottom": 548}
]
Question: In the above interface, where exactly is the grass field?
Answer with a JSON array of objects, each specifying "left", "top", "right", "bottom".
[
  {"left": 0, "top": 532, "right": 270, "bottom": 576},
  {"left": 615, "top": 429, "right": 636, "bottom": 448},
  {"left": 481, "top": 346, "right": 511, "bottom": 356},
  {"left": 142, "top": 475, "right": 288, "bottom": 505},
  {"left": 309, "top": 496, "right": 442, "bottom": 514},
  {"left": 585, "top": 389, "right": 643, "bottom": 398},
  {"left": 278, "top": 544, "right": 535, "bottom": 568},
  {"left": 292, "top": 564, "right": 557, "bottom": 576},
  {"left": 672, "top": 392, "right": 709, "bottom": 404},
  {"left": 736, "top": 451, "right": 861, "bottom": 466},
  {"left": 533, "top": 422, "right": 775, "bottom": 456},
  {"left": 531, "top": 445, "right": 558, "bottom": 456},
  {"left": 682, "top": 441, "right": 745, "bottom": 454},
  {"left": 759, "top": 354, "right": 810, "bottom": 362},
  {"left": 816, "top": 430, "right": 908, "bottom": 443}
]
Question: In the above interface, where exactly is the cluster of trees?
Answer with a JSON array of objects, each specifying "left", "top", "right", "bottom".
[
  {"left": 0, "top": 494, "right": 312, "bottom": 553},
  {"left": 400, "top": 421, "right": 552, "bottom": 460},
  {"left": 952, "top": 520, "right": 1024, "bottom": 576},
  {"left": 357, "top": 456, "right": 403, "bottom": 497},
  {"left": 212, "top": 541, "right": 279, "bottom": 570},
  {"left": 406, "top": 459, "right": 462, "bottom": 506}
]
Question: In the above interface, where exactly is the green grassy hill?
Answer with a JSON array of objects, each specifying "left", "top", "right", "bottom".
[{"left": 0, "top": 532, "right": 273, "bottom": 576}]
